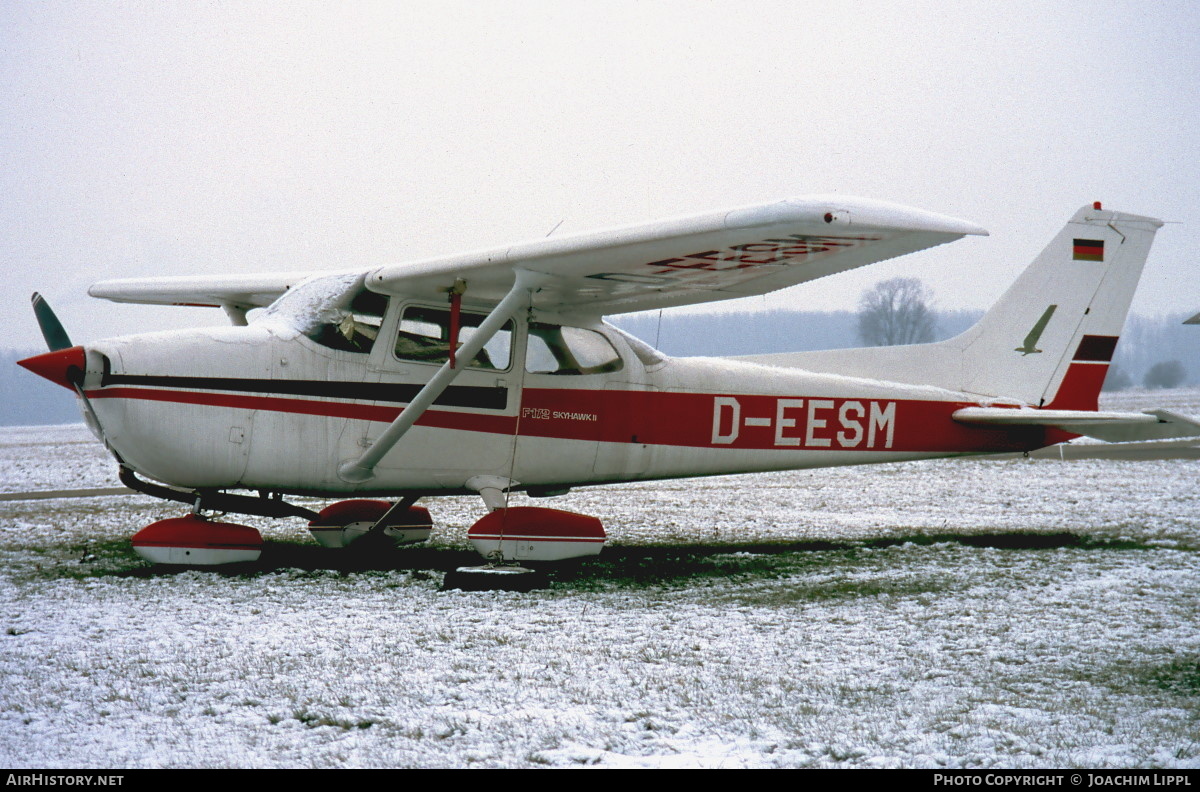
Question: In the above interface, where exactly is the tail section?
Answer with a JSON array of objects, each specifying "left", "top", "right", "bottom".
[
  {"left": 742, "top": 203, "right": 1164, "bottom": 408},
  {"left": 955, "top": 203, "right": 1162, "bottom": 408}
]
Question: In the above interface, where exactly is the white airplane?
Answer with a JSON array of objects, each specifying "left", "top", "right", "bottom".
[{"left": 18, "top": 196, "right": 1200, "bottom": 570}]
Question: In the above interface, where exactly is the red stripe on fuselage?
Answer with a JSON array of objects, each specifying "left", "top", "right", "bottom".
[
  {"left": 88, "top": 384, "right": 1045, "bottom": 454},
  {"left": 518, "top": 388, "right": 1041, "bottom": 452}
]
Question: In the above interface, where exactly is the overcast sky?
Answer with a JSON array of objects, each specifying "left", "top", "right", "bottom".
[{"left": 3, "top": 1, "right": 1197, "bottom": 350}]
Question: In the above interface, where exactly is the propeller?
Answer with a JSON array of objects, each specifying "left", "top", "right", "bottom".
[
  {"left": 19, "top": 292, "right": 83, "bottom": 389},
  {"left": 19, "top": 293, "right": 115, "bottom": 456},
  {"left": 31, "top": 292, "right": 72, "bottom": 352}
]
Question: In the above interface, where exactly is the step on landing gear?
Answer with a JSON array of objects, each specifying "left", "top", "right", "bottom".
[{"left": 442, "top": 506, "right": 606, "bottom": 591}]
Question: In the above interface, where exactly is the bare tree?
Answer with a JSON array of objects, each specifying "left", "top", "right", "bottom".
[{"left": 857, "top": 277, "right": 936, "bottom": 346}]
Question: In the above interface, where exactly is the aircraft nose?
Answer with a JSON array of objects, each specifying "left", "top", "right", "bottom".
[{"left": 17, "top": 345, "right": 86, "bottom": 390}]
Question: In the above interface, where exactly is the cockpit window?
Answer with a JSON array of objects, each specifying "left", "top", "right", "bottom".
[
  {"left": 308, "top": 289, "right": 387, "bottom": 353},
  {"left": 526, "top": 323, "right": 623, "bottom": 375},
  {"left": 255, "top": 273, "right": 387, "bottom": 354},
  {"left": 395, "top": 305, "right": 513, "bottom": 370}
]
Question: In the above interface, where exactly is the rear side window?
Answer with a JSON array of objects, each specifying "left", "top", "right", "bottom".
[
  {"left": 526, "top": 323, "right": 623, "bottom": 375},
  {"left": 395, "top": 305, "right": 513, "bottom": 370}
]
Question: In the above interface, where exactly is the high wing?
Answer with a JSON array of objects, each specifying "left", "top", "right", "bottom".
[
  {"left": 86, "top": 196, "right": 985, "bottom": 316},
  {"left": 88, "top": 271, "right": 324, "bottom": 310},
  {"left": 365, "top": 195, "right": 987, "bottom": 315}
]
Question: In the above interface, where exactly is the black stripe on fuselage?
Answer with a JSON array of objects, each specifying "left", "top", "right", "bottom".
[{"left": 101, "top": 373, "right": 509, "bottom": 410}]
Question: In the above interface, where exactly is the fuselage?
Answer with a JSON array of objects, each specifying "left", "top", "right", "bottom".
[{"left": 75, "top": 288, "right": 1047, "bottom": 498}]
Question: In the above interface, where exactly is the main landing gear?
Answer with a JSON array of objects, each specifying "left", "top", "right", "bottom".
[
  {"left": 307, "top": 499, "right": 433, "bottom": 549},
  {"left": 127, "top": 486, "right": 608, "bottom": 587},
  {"left": 129, "top": 497, "right": 435, "bottom": 566}
]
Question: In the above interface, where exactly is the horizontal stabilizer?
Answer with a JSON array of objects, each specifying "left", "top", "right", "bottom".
[{"left": 953, "top": 407, "right": 1200, "bottom": 443}]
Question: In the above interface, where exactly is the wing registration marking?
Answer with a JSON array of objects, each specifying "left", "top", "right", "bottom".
[{"left": 585, "top": 233, "right": 879, "bottom": 291}]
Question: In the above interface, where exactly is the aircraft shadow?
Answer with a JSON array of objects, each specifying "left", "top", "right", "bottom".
[{"left": 109, "top": 530, "right": 1155, "bottom": 587}]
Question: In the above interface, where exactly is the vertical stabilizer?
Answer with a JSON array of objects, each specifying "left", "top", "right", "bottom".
[{"left": 954, "top": 204, "right": 1162, "bottom": 409}]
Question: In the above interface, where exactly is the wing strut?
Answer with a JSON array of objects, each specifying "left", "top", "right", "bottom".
[{"left": 337, "top": 269, "right": 547, "bottom": 484}]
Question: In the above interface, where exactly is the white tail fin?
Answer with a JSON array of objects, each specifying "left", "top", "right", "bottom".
[
  {"left": 954, "top": 204, "right": 1163, "bottom": 407},
  {"left": 743, "top": 204, "right": 1164, "bottom": 408}
]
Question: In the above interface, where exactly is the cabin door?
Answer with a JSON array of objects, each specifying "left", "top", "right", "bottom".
[{"left": 368, "top": 301, "right": 519, "bottom": 475}]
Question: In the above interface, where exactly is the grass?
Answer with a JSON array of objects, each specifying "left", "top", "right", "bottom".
[
  {"left": 1, "top": 447, "right": 1197, "bottom": 767},
  {"left": 1146, "top": 658, "right": 1200, "bottom": 697},
  {"left": 0, "top": 528, "right": 1162, "bottom": 590}
]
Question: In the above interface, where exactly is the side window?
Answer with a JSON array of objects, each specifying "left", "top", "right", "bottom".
[
  {"left": 307, "top": 289, "right": 388, "bottom": 354},
  {"left": 395, "top": 305, "right": 512, "bottom": 370},
  {"left": 526, "top": 323, "right": 623, "bottom": 375}
]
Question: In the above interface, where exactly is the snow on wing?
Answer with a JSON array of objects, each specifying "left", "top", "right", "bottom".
[{"left": 87, "top": 271, "right": 326, "bottom": 309}]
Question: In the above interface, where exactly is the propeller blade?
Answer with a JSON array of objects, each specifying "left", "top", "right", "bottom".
[{"left": 31, "top": 292, "right": 72, "bottom": 352}]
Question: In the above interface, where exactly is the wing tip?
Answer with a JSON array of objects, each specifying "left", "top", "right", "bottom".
[{"left": 778, "top": 195, "right": 988, "bottom": 237}]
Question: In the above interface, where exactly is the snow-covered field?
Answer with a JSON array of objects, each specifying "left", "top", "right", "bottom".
[{"left": 1, "top": 390, "right": 1198, "bottom": 768}]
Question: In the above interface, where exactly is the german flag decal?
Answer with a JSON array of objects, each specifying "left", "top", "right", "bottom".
[{"left": 1073, "top": 238, "right": 1105, "bottom": 261}]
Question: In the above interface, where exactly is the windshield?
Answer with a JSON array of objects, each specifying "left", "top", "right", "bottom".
[{"left": 254, "top": 273, "right": 387, "bottom": 353}]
